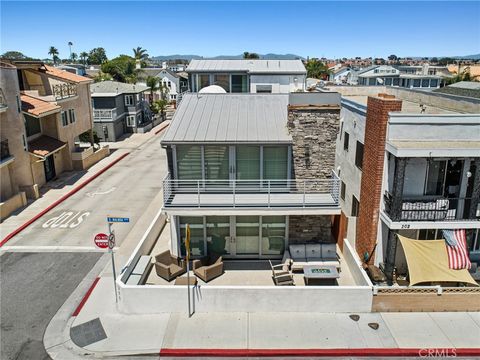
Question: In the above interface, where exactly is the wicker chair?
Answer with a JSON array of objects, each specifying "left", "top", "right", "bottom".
[
  {"left": 193, "top": 255, "right": 224, "bottom": 282},
  {"left": 154, "top": 250, "right": 186, "bottom": 281}
]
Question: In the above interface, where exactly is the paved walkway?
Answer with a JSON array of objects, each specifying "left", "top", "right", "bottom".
[{"left": 65, "top": 273, "right": 480, "bottom": 357}]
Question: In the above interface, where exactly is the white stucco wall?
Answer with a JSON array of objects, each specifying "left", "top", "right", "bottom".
[
  {"left": 250, "top": 74, "right": 305, "bottom": 93},
  {"left": 335, "top": 104, "right": 365, "bottom": 218}
]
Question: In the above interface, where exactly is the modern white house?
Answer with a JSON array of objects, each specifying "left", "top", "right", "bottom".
[
  {"left": 356, "top": 65, "right": 442, "bottom": 89},
  {"left": 138, "top": 68, "right": 188, "bottom": 102},
  {"left": 333, "top": 86, "right": 480, "bottom": 285},
  {"left": 186, "top": 59, "right": 307, "bottom": 93},
  {"left": 160, "top": 92, "right": 342, "bottom": 260},
  {"left": 329, "top": 67, "right": 352, "bottom": 85}
]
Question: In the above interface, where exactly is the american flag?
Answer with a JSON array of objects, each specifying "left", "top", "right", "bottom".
[{"left": 442, "top": 229, "right": 471, "bottom": 270}]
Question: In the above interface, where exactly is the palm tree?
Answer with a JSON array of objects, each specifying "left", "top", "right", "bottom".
[
  {"left": 93, "top": 71, "right": 113, "bottom": 82},
  {"left": 71, "top": 52, "right": 78, "bottom": 63},
  {"left": 48, "top": 46, "right": 59, "bottom": 64},
  {"left": 80, "top": 51, "right": 89, "bottom": 65},
  {"left": 305, "top": 59, "right": 331, "bottom": 80},
  {"left": 68, "top": 41, "right": 73, "bottom": 59},
  {"left": 133, "top": 47, "right": 149, "bottom": 61},
  {"left": 145, "top": 76, "right": 159, "bottom": 101}
]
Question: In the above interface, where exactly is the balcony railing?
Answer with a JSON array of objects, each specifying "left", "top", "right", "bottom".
[
  {"left": 52, "top": 83, "right": 77, "bottom": 100},
  {"left": 1, "top": 139, "right": 11, "bottom": 161},
  {"left": 93, "top": 108, "right": 117, "bottom": 120},
  {"left": 384, "top": 193, "right": 479, "bottom": 222},
  {"left": 163, "top": 172, "right": 340, "bottom": 209}
]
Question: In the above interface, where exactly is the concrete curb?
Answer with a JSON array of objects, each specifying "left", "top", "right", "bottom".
[
  {"left": 44, "top": 253, "right": 110, "bottom": 359},
  {"left": 0, "top": 152, "right": 130, "bottom": 247},
  {"left": 154, "top": 121, "right": 170, "bottom": 135}
]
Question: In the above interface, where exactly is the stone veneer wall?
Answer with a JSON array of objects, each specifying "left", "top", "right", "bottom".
[
  {"left": 289, "top": 215, "right": 333, "bottom": 243},
  {"left": 287, "top": 106, "right": 341, "bottom": 244},
  {"left": 287, "top": 107, "right": 340, "bottom": 180}
]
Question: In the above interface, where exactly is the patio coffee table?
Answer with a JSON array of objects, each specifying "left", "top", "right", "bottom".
[{"left": 303, "top": 265, "right": 339, "bottom": 285}]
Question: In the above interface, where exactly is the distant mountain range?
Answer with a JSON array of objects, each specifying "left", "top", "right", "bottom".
[{"left": 151, "top": 53, "right": 305, "bottom": 61}]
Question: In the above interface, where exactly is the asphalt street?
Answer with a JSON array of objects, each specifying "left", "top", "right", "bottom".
[
  {"left": 4, "top": 133, "right": 167, "bottom": 249},
  {"left": 0, "top": 252, "right": 102, "bottom": 360}
]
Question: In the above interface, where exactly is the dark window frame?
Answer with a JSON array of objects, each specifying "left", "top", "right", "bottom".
[
  {"left": 351, "top": 195, "right": 360, "bottom": 217},
  {"left": 355, "top": 141, "right": 364, "bottom": 170},
  {"left": 340, "top": 181, "right": 346, "bottom": 201},
  {"left": 343, "top": 132, "right": 349, "bottom": 151}
]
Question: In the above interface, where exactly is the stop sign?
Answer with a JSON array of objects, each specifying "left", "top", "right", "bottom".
[{"left": 94, "top": 233, "right": 109, "bottom": 249}]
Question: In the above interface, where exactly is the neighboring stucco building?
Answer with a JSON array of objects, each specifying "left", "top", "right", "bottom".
[
  {"left": 1, "top": 60, "right": 107, "bottom": 220},
  {"left": 333, "top": 85, "right": 480, "bottom": 284},
  {"left": 91, "top": 81, "right": 152, "bottom": 142},
  {"left": 357, "top": 65, "right": 442, "bottom": 89},
  {"left": 186, "top": 59, "right": 307, "bottom": 93}
]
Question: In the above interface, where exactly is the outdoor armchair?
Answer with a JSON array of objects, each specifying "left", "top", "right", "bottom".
[
  {"left": 154, "top": 250, "right": 186, "bottom": 281},
  {"left": 269, "top": 260, "right": 295, "bottom": 286},
  {"left": 193, "top": 255, "right": 224, "bottom": 282}
]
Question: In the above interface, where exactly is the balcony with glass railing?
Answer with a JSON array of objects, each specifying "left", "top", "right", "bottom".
[{"left": 163, "top": 172, "right": 340, "bottom": 210}]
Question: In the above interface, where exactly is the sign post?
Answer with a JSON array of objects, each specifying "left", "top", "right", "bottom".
[
  {"left": 185, "top": 224, "right": 191, "bottom": 317},
  {"left": 107, "top": 222, "right": 118, "bottom": 303}
]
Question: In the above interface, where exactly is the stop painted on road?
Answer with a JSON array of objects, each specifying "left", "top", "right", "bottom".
[{"left": 42, "top": 211, "right": 91, "bottom": 229}]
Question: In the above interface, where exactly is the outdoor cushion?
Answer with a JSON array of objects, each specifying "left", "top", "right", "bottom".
[
  {"left": 306, "top": 244, "right": 321, "bottom": 261},
  {"left": 321, "top": 244, "right": 337, "bottom": 260},
  {"left": 169, "top": 264, "right": 183, "bottom": 273},
  {"left": 289, "top": 245, "right": 306, "bottom": 261}
]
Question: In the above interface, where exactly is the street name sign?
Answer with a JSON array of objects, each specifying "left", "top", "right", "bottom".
[
  {"left": 94, "top": 233, "right": 109, "bottom": 249},
  {"left": 107, "top": 217, "right": 130, "bottom": 223}
]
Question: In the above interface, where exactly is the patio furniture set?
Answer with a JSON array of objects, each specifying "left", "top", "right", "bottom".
[
  {"left": 150, "top": 243, "right": 341, "bottom": 286},
  {"left": 154, "top": 250, "right": 224, "bottom": 283}
]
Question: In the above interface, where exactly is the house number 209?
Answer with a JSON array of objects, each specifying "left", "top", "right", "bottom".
[{"left": 401, "top": 224, "right": 410, "bottom": 229}]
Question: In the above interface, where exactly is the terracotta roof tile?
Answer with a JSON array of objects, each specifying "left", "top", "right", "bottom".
[
  {"left": 43, "top": 65, "right": 92, "bottom": 84},
  {"left": 21, "top": 94, "right": 61, "bottom": 117},
  {"left": 28, "top": 135, "right": 66, "bottom": 158}
]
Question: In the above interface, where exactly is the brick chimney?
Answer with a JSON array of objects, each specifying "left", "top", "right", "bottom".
[{"left": 355, "top": 95, "right": 402, "bottom": 264}]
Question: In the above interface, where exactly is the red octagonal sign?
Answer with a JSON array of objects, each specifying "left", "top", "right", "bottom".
[{"left": 94, "top": 233, "right": 109, "bottom": 249}]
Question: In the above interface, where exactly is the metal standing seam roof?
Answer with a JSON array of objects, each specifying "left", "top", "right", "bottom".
[
  {"left": 161, "top": 94, "right": 292, "bottom": 144},
  {"left": 186, "top": 59, "right": 306, "bottom": 74},
  {"left": 90, "top": 81, "right": 150, "bottom": 96}
]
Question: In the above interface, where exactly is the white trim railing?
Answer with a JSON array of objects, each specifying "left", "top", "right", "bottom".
[
  {"left": 163, "top": 172, "right": 340, "bottom": 209},
  {"left": 93, "top": 108, "right": 117, "bottom": 120}
]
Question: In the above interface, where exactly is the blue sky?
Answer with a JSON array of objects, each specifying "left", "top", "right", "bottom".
[{"left": 1, "top": 1, "right": 479, "bottom": 59}]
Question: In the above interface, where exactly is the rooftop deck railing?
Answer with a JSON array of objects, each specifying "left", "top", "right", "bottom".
[
  {"left": 52, "top": 83, "right": 77, "bottom": 100},
  {"left": 163, "top": 172, "right": 340, "bottom": 209}
]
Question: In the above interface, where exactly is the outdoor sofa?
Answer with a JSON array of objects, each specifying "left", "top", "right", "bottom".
[
  {"left": 193, "top": 254, "right": 224, "bottom": 282},
  {"left": 154, "top": 250, "right": 187, "bottom": 281},
  {"left": 282, "top": 243, "right": 340, "bottom": 272}
]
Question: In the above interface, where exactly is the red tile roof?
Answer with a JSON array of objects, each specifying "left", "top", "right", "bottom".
[
  {"left": 21, "top": 94, "right": 61, "bottom": 117},
  {"left": 43, "top": 65, "right": 92, "bottom": 84},
  {"left": 28, "top": 135, "right": 66, "bottom": 158}
]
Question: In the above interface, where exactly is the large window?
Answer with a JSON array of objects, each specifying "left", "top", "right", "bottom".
[
  {"left": 355, "top": 141, "right": 364, "bottom": 170},
  {"left": 213, "top": 74, "right": 230, "bottom": 92},
  {"left": 68, "top": 109, "right": 76, "bottom": 124},
  {"left": 231, "top": 75, "right": 248, "bottom": 93},
  {"left": 236, "top": 146, "right": 260, "bottom": 180},
  {"left": 179, "top": 216, "right": 205, "bottom": 257},
  {"left": 25, "top": 114, "right": 41, "bottom": 137},
  {"left": 261, "top": 216, "right": 286, "bottom": 255},
  {"left": 263, "top": 146, "right": 288, "bottom": 180},
  {"left": 61, "top": 111, "right": 68, "bottom": 127},
  {"left": 204, "top": 146, "right": 229, "bottom": 181},
  {"left": 425, "top": 160, "right": 446, "bottom": 196},
  {"left": 197, "top": 74, "right": 210, "bottom": 90},
  {"left": 206, "top": 216, "right": 230, "bottom": 255},
  {"left": 176, "top": 145, "right": 202, "bottom": 180}
]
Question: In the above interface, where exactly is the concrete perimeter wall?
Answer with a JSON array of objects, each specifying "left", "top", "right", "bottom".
[{"left": 117, "top": 284, "right": 373, "bottom": 314}]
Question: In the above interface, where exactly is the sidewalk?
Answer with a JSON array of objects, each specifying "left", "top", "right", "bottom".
[
  {"left": 0, "top": 121, "right": 169, "bottom": 242},
  {"left": 65, "top": 273, "right": 480, "bottom": 357}
]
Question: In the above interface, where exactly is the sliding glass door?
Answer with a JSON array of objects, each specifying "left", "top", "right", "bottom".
[
  {"left": 263, "top": 146, "right": 289, "bottom": 188},
  {"left": 204, "top": 146, "right": 229, "bottom": 187},
  {"left": 177, "top": 215, "right": 287, "bottom": 259}
]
